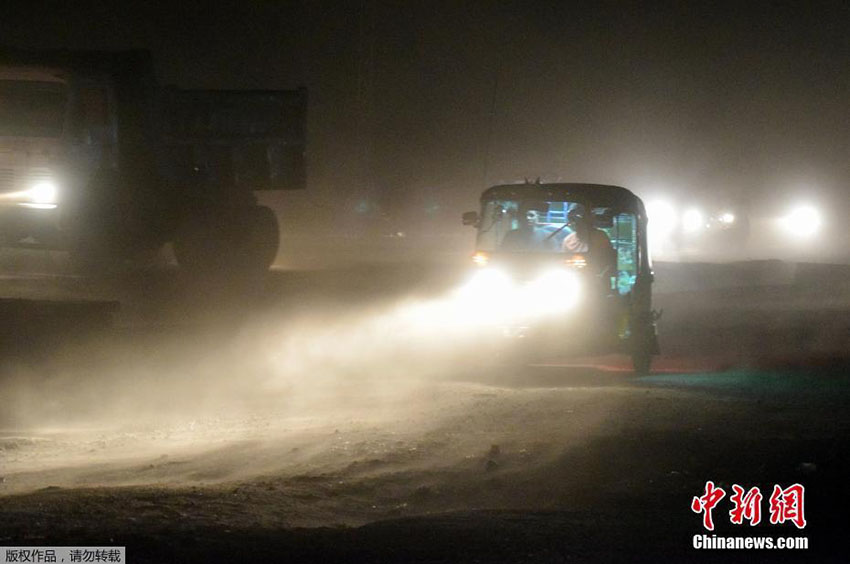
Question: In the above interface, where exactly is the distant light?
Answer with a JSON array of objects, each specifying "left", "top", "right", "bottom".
[
  {"left": 718, "top": 212, "right": 735, "bottom": 225},
  {"left": 646, "top": 200, "right": 677, "bottom": 234},
  {"left": 681, "top": 208, "right": 704, "bottom": 233},
  {"left": 646, "top": 200, "right": 677, "bottom": 255},
  {"left": 781, "top": 205, "right": 821, "bottom": 237}
]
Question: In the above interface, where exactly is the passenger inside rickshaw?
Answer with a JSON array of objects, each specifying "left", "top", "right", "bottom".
[
  {"left": 500, "top": 202, "right": 559, "bottom": 252},
  {"left": 482, "top": 199, "right": 638, "bottom": 298}
]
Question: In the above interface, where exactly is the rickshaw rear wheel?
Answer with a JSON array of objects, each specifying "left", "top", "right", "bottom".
[{"left": 630, "top": 319, "right": 656, "bottom": 376}]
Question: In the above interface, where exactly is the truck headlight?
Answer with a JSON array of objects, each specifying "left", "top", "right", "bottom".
[{"left": 27, "top": 181, "right": 58, "bottom": 205}]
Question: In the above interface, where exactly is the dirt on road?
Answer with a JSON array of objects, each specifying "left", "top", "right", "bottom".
[{"left": 1, "top": 260, "right": 849, "bottom": 562}]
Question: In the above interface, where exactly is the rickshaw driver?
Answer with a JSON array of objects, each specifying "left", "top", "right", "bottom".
[
  {"left": 562, "top": 205, "right": 624, "bottom": 346},
  {"left": 561, "top": 205, "right": 617, "bottom": 281}
]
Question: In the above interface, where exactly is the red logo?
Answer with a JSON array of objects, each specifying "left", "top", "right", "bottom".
[
  {"left": 691, "top": 481, "right": 726, "bottom": 531},
  {"left": 692, "top": 482, "right": 806, "bottom": 530},
  {"left": 729, "top": 485, "right": 763, "bottom": 526},
  {"left": 769, "top": 484, "right": 807, "bottom": 529}
]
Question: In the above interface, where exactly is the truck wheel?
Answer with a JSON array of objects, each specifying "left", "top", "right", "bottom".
[
  {"left": 68, "top": 223, "right": 121, "bottom": 275},
  {"left": 243, "top": 204, "right": 280, "bottom": 273},
  {"left": 172, "top": 213, "right": 216, "bottom": 276}
]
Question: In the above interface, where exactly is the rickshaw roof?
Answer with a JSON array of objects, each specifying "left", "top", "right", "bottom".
[{"left": 481, "top": 183, "right": 645, "bottom": 213}]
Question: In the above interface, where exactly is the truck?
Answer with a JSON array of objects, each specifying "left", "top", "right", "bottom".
[{"left": 0, "top": 47, "right": 306, "bottom": 280}]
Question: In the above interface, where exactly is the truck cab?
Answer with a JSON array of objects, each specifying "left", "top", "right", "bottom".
[
  {"left": 0, "top": 67, "right": 71, "bottom": 244},
  {"left": 0, "top": 47, "right": 306, "bottom": 280}
]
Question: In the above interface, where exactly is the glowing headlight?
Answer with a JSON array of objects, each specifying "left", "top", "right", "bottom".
[
  {"left": 28, "top": 181, "right": 58, "bottom": 205},
  {"left": 781, "top": 205, "right": 821, "bottom": 237},
  {"left": 533, "top": 267, "right": 578, "bottom": 290},
  {"left": 457, "top": 267, "right": 512, "bottom": 298},
  {"left": 524, "top": 268, "right": 580, "bottom": 312},
  {"left": 646, "top": 200, "right": 677, "bottom": 234},
  {"left": 718, "top": 211, "right": 735, "bottom": 225},
  {"left": 646, "top": 200, "right": 677, "bottom": 254},
  {"left": 453, "top": 267, "right": 515, "bottom": 323},
  {"left": 681, "top": 208, "right": 704, "bottom": 233},
  {"left": 646, "top": 200, "right": 677, "bottom": 251}
]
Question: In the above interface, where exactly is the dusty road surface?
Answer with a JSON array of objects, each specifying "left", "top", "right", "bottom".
[{"left": 1, "top": 255, "right": 849, "bottom": 563}]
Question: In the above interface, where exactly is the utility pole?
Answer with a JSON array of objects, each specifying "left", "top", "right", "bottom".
[{"left": 355, "top": 0, "right": 377, "bottom": 212}]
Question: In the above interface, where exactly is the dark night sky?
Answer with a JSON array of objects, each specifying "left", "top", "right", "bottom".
[{"left": 2, "top": 0, "right": 849, "bottom": 226}]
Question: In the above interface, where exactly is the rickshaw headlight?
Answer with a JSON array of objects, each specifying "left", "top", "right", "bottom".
[
  {"left": 525, "top": 268, "right": 581, "bottom": 312},
  {"left": 457, "top": 267, "right": 512, "bottom": 299}
]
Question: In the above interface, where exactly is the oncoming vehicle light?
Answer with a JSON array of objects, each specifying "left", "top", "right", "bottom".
[
  {"left": 457, "top": 267, "right": 512, "bottom": 299},
  {"left": 781, "top": 204, "right": 821, "bottom": 237},
  {"left": 682, "top": 208, "right": 704, "bottom": 233},
  {"left": 646, "top": 199, "right": 677, "bottom": 254},
  {"left": 646, "top": 200, "right": 677, "bottom": 234},
  {"left": 718, "top": 211, "right": 735, "bottom": 225},
  {"left": 454, "top": 267, "right": 514, "bottom": 323},
  {"left": 524, "top": 268, "right": 580, "bottom": 313}
]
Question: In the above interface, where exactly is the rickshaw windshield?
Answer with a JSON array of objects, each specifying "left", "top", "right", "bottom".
[
  {"left": 476, "top": 199, "right": 585, "bottom": 253},
  {"left": 477, "top": 198, "right": 639, "bottom": 295}
]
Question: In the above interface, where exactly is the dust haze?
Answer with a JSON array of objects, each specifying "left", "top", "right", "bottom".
[
  {"left": 0, "top": 258, "right": 563, "bottom": 497},
  {"left": 1, "top": 248, "right": 850, "bottom": 562},
  {"left": 1, "top": 2, "right": 850, "bottom": 561}
]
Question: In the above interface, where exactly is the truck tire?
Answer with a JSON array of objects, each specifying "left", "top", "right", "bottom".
[
  {"left": 173, "top": 204, "right": 279, "bottom": 283},
  {"left": 66, "top": 170, "right": 125, "bottom": 275},
  {"left": 244, "top": 204, "right": 280, "bottom": 273},
  {"left": 69, "top": 238, "right": 115, "bottom": 275}
]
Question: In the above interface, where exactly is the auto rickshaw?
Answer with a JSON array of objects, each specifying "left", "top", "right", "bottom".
[{"left": 461, "top": 182, "right": 659, "bottom": 374}]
